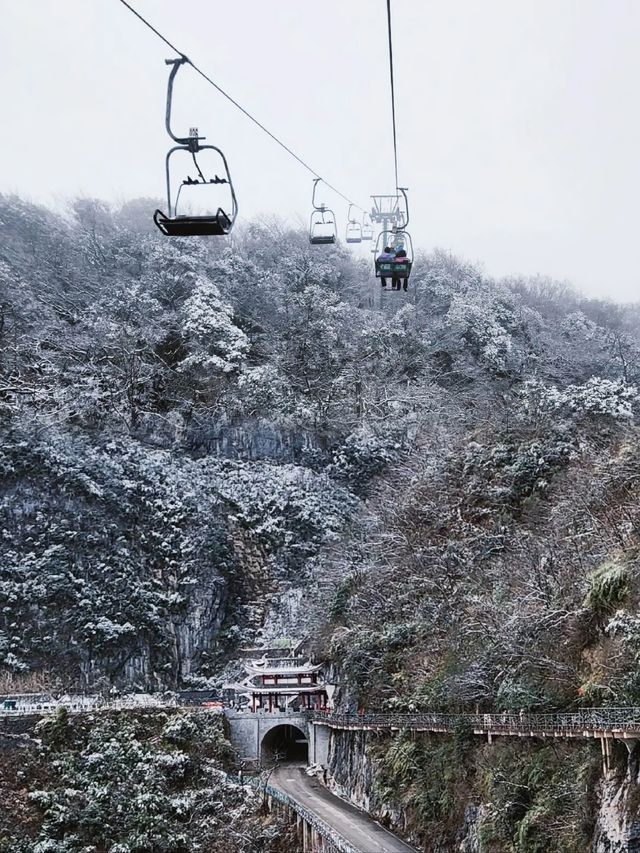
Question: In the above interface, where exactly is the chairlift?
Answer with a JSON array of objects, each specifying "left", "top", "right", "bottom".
[
  {"left": 345, "top": 204, "right": 363, "bottom": 244},
  {"left": 374, "top": 227, "right": 414, "bottom": 288},
  {"left": 361, "top": 213, "right": 373, "bottom": 241},
  {"left": 309, "top": 178, "right": 337, "bottom": 245},
  {"left": 154, "top": 57, "right": 238, "bottom": 237},
  {"left": 373, "top": 187, "right": 413, "bottom": 286}
]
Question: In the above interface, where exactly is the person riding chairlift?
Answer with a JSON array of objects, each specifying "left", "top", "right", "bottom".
[
  {"left": 377, "top": 246, "right": 395, "bottom": 288},
  {"left": 392, "top": 244, "right": 409, "bottom": 291}
]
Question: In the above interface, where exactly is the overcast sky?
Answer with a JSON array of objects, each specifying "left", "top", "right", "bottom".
[{"left": 2, "top": 1, "right": 639, "bottom": 302}]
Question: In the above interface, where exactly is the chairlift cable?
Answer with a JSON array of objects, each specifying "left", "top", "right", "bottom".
[
  {"left": 386, "top": 0, "right": 400, "bottom": 191},
  {"left": 116, "top": 0, "right": 365, "bottom": 212}
]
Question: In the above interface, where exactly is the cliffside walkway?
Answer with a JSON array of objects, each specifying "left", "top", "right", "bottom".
[
  {"left": 4, "top": 700, "right": 640, "bottom": 742},
  {"left": 267, "top": 765, "right": 417, "bottom": 853},
  {"left": 4, "top": 700, "right": 640, "bottom": 744},
  {"left": 310, "top": 708, "right": 640, "bottom": 741}
]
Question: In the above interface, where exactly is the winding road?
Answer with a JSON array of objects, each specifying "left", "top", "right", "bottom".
[{"left": 271, "top": 765, "right": 416, "bottom": 853}]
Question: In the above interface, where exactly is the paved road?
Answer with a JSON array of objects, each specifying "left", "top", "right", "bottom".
[{"left": 271, "top": 765, "right": 417, "bottom": 853}]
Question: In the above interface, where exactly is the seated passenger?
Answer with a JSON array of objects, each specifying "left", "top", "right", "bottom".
[
  {"left": 393, "top": 247, "right": 409, "bottom": 291},
  {"left": 377, "top": 246, "right": 395, "bottom": 288},
  {"left": 377, "top": 246, "right": 395, "bottom": 261}
]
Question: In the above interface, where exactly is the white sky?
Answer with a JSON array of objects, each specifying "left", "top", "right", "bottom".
[{"left": 2, "top": 0, "right": 639, "bottom": 302}]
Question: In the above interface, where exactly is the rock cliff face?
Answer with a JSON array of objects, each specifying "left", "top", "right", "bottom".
[
  {"left": 185, "top": 419, "right": 336, "bottom": 464},
  {"left": 328, "top": 730, "right": 376, "bottom": 811},
  {"left": 458, "top": 805, "right": 483, "bottom": 853},
  {"left": 327, "top": 730, "right": 417, "bottom": 844},
  {"left": 594, "top": 753, "right": 640, "bottom": 853},
  {"left": 135, "top": 415, "right": 337, "bottom": 465},
  {"left": 80, "top": 573, "right": 230, "bottom": 689},
  {"left": 0, "top": 406, "right": 355, "bottom": 691}
]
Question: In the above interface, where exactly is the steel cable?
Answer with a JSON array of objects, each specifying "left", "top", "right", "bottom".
[
  {"left": 386, "top": 0, "right": 400, "bottom": 191},
  {"left": 116, "top": 0, "right": 366, "bottom": 211}
]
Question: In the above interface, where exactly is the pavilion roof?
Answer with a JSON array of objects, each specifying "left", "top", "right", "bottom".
[{"left": 245, "top": 661, "right": 322, "bottom": 676}]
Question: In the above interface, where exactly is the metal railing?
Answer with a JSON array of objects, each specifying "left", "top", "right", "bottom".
[
  {"left": 0, "top": 697, "right": 180, "bottom": 717},
  {"left": 7, "top": 700, "right": 640, "bottom": 737},
  {"left": 310, "top": 708, "right": 640, "bottom": 736}
]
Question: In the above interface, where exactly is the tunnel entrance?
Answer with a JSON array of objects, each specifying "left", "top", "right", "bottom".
[{"left": 261, "top": 724, "right": 309, "bottom": 764}]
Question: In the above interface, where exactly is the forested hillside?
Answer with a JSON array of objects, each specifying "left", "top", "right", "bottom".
[
  {"left": 2, "top": 193, "right": 640, "bottom": 703},
  {"left": 0, "top": 708, "right": 291, "bottom": 852},
  {"left": 3, "top": 193, "right": 640, "bottom": 849}
]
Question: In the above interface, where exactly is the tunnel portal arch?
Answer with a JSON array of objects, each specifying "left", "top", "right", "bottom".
[{"left": 261, "top": 723, "right": 309, "bottom": 763}]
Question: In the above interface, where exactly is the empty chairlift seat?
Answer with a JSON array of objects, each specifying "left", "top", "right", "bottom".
[
  {"left": 154, "top": 206, "right": 232, "bottom": 237},
  {"left": 361, "top": 214, "right": 374, "bottom": 241},
  {"left": 309, "top": 208, "right": 337, "bottom": 245},
  {"left": 308, "top": 178, "right": 337, "bottom": 245},
  {"left": 345, "top": 204, "right": 363, "bottom": 243},
  {"left": 154, "top": 57, "right": 238, "bottom": 237}
]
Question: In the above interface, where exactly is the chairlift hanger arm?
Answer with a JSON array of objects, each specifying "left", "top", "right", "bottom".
[
  {"left": 165, "top": 57, "right": 205, "bottom": 148},
  {"left": 398, "top": 186, "right": 410, "bottom": 228},
  {"left": 312, "top": 177, "right": 326, "bottom": 211}
]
